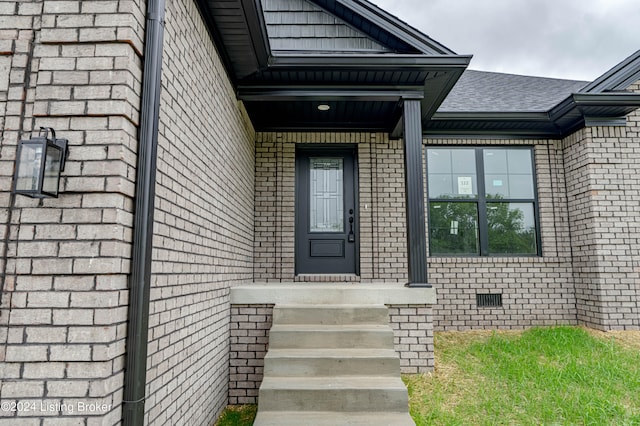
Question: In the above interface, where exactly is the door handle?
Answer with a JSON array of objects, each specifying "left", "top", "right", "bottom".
[{"left": 348, "top": 209, "right": 355, "bottom": 242}]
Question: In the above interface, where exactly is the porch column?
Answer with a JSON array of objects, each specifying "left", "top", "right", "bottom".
[{"left": 402, "top": 99, "right": 430, "bottom": 287}]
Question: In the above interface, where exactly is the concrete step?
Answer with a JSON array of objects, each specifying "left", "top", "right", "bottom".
[
  {"left": 258, "top": 376, "right": 410, "bottom": 412},
  {"left": 273, "top": 303, "right": 390, "bottom": 325},
  {"left": 268, "top": 324, "right": 394, "bottom": 349},
  {"left": 255, "top": 303, "right": 413, "bottom": 424},
  {"left": 253, "top": 411, "right": 415, "bottom": 426},
  {"left": 264, "top": 348, "right": 400, "bottom": 376}
]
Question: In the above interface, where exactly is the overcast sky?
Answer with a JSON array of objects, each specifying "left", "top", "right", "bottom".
[{"left": 369, "top": 0, "right": 640, "bottom": 82}]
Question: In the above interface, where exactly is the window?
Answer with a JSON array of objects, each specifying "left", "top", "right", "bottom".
[{"left": 426, "top": 147, "right": 539, "bottom": 256}]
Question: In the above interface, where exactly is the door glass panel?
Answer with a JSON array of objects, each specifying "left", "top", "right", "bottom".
[{"left": 309, "top": 158, "right": 344, "bottom": 233}]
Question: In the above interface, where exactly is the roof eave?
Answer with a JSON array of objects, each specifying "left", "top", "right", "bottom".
[
  {"left": 334, "top": 0, "right": 457, "bottom": 55},
  {"left": 550, "top": 92, "right": 640, "bottom": 122},
  {"left": 193, "top": 0, "right": 241, "bottom": 84},
  {"left": 580, "top": 49, "right": 640, "bottom": 93},
  {"left": 426, "top": 111, "right": 562, "bottom": 138},
  {"left": 267, "top": 53, "right": 472, "bottom": 69},
  {"left": 424, "top": 129, "right": 563, "bottom": 139},
  {"left": 572, "top": 92, "right": 640, "bottom": 107},
  {"left": 432, "top": 111, "right": 552, "bottom": 121},
  {"left": 241, "top": 0, "right": 272, "bottom": 67},
  {"left": 428, "top": 92, "right": 640, "bottom": 138}
]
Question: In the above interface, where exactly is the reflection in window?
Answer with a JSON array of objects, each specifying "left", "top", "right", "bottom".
[
  {"left": 487, "top": 202, "right": 537, "bottom": 254},
  {"left": 429, "top": 202, "right": 479, "bottom": 255},
  {"left": 427, "top": 147, "right": 539, "bottom": 256}
]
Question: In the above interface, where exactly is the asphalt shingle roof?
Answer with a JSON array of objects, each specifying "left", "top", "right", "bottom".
[{"left": 438, "top": 70, "right": 589, "bottom": 113}]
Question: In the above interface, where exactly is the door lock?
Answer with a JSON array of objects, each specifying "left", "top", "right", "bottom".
[{"left": 348, "top": 211, "right": 355, "bottom": 242}]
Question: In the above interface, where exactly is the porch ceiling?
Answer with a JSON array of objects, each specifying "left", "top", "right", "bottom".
[{"left": 244, "top": 99, "right": 401, "bottom": 132}]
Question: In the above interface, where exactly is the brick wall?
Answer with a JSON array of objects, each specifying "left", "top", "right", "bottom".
[
  {"left": 362, "top": 138, "right": 408, "bottom": 281},
  {"left": 254, "top": 132, "right": 407, "bottom": 282},
  {"left": 426, "top": 139, "right": 578, "bottom": 330},
  {"left": 387, "top": 305, "right": 434, "bottom": 373},
  {"left": 143, "top": 0, "right": 255, "bottom": 425},
  {"left": 563, "top": 92, "right": 640, "bottom": 330},
  {"left": 1, "top": 1, "right": 145, "bottom": 424},
  {"left": 228, "top": 304, "right": 273, "bottom": 405}
]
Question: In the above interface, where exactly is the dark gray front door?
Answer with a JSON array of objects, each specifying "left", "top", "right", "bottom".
[{"left": 296, "top": 147, "right": 358, "bottom": 274}]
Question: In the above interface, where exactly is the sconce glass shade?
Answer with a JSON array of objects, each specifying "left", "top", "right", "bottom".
[
  {"left": 42, "top": 145, "right": 63, "bottom": 195},
  {"left": 15, "top": 141, "right": 44, "bottom": 194},
  {"left": 13, "top": 129, "right": 67, "bottom": 198}
]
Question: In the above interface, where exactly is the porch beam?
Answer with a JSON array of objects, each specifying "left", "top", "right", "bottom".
[
  {"left": 238, "top": 87, "right": 424, "bottom": 102},
  {"left": 402, "top": 99, "right": 430, "bottom": 287}
]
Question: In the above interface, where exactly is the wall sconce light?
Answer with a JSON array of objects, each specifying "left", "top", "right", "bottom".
[{"left": 13, "top": 127, "right": 68, "bottom": 198}]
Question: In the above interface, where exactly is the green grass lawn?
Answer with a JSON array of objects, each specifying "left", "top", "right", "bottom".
[
  {"left": 216, "top": 327, "right": 640, "bottom": 426},
  {"left": 215, "top": 404, "right": 257, "bottom": 426},
  {"left": 406, "top": 326, "right": 640, "bottom": 426}
]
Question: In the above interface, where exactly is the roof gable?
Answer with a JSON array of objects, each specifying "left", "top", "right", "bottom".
[
  {"left": 310, "top": 0, "right": 454, "bottom": 55},
  {"left": 262, "top": 0, "right": 392, "bottom": 53}
]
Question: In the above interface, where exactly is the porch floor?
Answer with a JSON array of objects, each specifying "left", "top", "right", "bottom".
[{"left": 230, "top": 282, "right": 436, "bottom": 305}]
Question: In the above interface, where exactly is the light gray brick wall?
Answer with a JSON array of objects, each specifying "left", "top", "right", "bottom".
[
  {"left": 388, "top": 305, "right": 434, "bottom": 373},
  {"left": 143, "top": 0, "right": 255, "bottom": 425},
  {"left": 1, "top": 1, "right": 144, "bottom": 424},
  {"left": 563, "top": 86, "right": 640, "bottom": 330},
  {"left": 426, "top": 139, "right": 578, "bottom": 330},
  {"left": 254, "top": 132, "right": 407, "bottom": 282},
  {"left": 228, "top": 304, "right": 273, "bottom": 405},
  {"left": 365, "top": 138, "right": 408, "bottom": 281}
]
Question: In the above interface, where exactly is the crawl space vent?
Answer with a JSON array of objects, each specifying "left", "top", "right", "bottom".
[{"left": 476, "top": 293, "right": 503, "bottom": 308}]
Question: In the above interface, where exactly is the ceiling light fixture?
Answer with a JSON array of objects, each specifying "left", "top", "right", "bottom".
[{"left": 317, "top": 104, "right": 330, "bottom": 111}]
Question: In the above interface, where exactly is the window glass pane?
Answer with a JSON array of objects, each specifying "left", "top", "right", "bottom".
[
  {"left": 508, "top": 174, "right": 534, "bottom": 198},
  {"left": 507, "top": 150, "right": 533, "bottom": 174},
  {"left": 451, "top": 149, "right": 476, "bottom": 173},
  {"left": 485, "top": 174, "right": 509, "bottom": 198},
  {"left": 484, "top": 149, "right": 534, "bottom": 199},
  {"left": 428, "top": 174, "right": 453, "bottom": 198},
  {"left": 309, "top": 158, "right": 343, "bottom": 232},
  {"left": 427, "top": 148, "right": 477, "bottom": 198},
  {"left": 483, "top": 149, "right": 507, "bottom": 174},
  {"left": 427, "top": 148, "right": 452, "bottom": 174},
  {"left": 487, "top": 202, "right": 537, "bottom": 254},
  {"left": 429, "top": 202, "right": 479, "bottom": 255}
]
